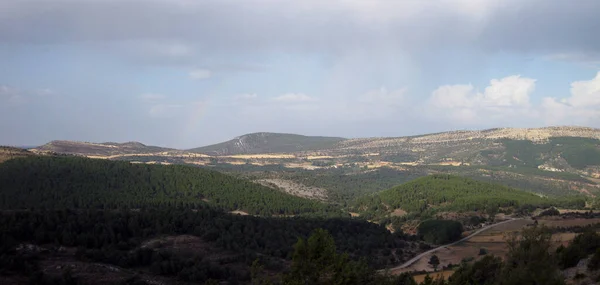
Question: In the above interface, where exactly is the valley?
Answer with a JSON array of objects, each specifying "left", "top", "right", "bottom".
[{"left": 3, "top": 126, "right": 600, "bottom": 284}]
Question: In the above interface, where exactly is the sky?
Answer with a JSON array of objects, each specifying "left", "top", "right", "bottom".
[{"left": 1, "top": 0, "right": 600, "bottom": 149}]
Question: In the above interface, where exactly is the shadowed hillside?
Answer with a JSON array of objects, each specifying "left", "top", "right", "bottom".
[{"left": 0, "top": 156, "right": 337, "bottom": 216}]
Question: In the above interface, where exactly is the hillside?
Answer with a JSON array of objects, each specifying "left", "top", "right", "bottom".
[
  {"left": 0, "top": 146, "right": 34, "bottom": 163},
  {"left": 336, "top": 126, "right": 600, "bottom": 152},
  {"left": 188, "top": 132, "right": 346, "bottom": 155},
  {"left": 352, "top": 175, "right": 583, "bottom": 219},
  {"left": 32, "top": 140, "right": 176, "bottom": 157},
  {"left": 27, "top": 127, "right": 600, "bottom": 200},
  {"left": 0, "top": 156, "right": 336, "bottom": 215}
]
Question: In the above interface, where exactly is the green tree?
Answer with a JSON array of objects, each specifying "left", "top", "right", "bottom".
[
  {"left": 448, "top": 255, "right": 502, "bottom": 285},
  {"left": 497, "top": 226, "right": 565, "bottom": 285},
  {"left": 286, "top": 228, "right": 337, "bottom": 284},
  {"left": 429, "top": 255, "right": 440, "bottom": 271},
  {"left": 588, "top": 248, "right": 600, "bottom": 271},
  {"left": 282, "top": 228, "right": 398, "bottom": 285}
]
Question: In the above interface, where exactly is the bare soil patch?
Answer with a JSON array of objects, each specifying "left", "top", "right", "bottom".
[
  {"left": 413, "top": 270, "right": 455, "bottom": 283},
  {"left": 225, "top": 154, "right": 296, "bottom": 159},
  {"left": 391, "top": 208, "right": 407, "bottom": 217},
  {"left": 230, "top": 210, "right": 250, "bottom": 216},
  {"left": 257, "top": 179, "right": 328, "bottom": 200},
  {"left": 538, "top": 218, "right": 600, "bottom": 228}
]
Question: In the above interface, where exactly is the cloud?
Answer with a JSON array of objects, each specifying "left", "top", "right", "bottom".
[
  {"left": 189, "top": 69, "right": 211, "bottom": 80},
  {"left": 272, "top": 93, "right": 316, "bottom": 103},
  {"left": 0, "top": 85, "right": 25, "bottom": 104},
  {"left": 546, "top": 53, "right": 600, "bottom": 68},
  {"left": 34, "top": 88, "right": 55, "bottom": 96},
  {"left": 428, "top": 75, "right": 537, "bottom": 124},
  {"left": 541, "top": 72, "right": 600, "bottom": 125},
  {"left": 426, "top": 73, "right": 600, "bottom": 128},
  {"left": 234, "top": 93, "right": 258, "bottom": 101},
  {"left": 2, "top": 0, "right": 599, "bottom": 60},
  {"left": 138, "top": 93, "right": 166, "bottom": 102}
]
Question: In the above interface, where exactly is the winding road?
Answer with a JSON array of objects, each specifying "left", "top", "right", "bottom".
[{"left": 384, "top": 218, "right": 525, "bottom": 273}]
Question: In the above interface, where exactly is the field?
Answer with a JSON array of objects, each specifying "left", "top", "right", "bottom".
[
  {"left": 394, "top": 217, "right": 592, "bottom": 279},
  {"left": 413, "top": 270, "right": 455, "bottom": 283}
]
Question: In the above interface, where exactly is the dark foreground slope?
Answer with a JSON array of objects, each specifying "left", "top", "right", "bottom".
[
  {"left": 0, "top": 207, "right": 415, "bottom": 284},
  {"left": 189, "top": 132, "right": 346, "bottom": 155},
  {"left": 0, "top": 156, "right": 337, "bottom": 216},
  {"left": 0, "top": 156, "right": 418, "bottom": 284}
]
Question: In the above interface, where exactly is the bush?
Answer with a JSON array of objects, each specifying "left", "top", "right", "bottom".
[
  {"left": 479, "top": 248, "right": 488, "bottom": 256},
  {"left": 588, "top": 248, "right": 600, "bottom": 271},
  {"left": 418, "top": 220, "right": 464, "bottom": 244},
  {"left": 539, "top": 207, "right": 560, "bottom": 217}
]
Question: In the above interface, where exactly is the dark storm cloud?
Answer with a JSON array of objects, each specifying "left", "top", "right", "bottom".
[
  {"left": 477, "top": 0, "right": 600, "bottom": 55},
  {"left": 1, "top": 0, "right": 597, "bottom": 58}
]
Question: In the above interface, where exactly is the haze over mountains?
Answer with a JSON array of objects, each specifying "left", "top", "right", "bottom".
[{"left": 32, "top": 126, "right": 600, "bottom": 155}]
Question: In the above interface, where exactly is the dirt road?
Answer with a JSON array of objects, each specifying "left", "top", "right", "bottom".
[{"left": 385, "top": 218, "right": 524, "bottom": 272}]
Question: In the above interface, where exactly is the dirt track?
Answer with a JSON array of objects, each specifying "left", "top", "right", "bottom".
[{"left": 384, "top": 218, "right": 524, "bottom": 273}]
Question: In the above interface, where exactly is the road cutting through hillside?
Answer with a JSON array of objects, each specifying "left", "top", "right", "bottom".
[{"left": 384, "top": 218, "right": 524, "bottom": 273}]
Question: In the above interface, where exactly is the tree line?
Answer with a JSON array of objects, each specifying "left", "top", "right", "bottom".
[
  {"left": 352, "top": 174, "right": 582, "bottom": 220},
  {"left": 0, "top": 156, "right": 339, "bottom": 216},
  {"left": 0, "top": 207, "right": 414, "bottom": 284}
]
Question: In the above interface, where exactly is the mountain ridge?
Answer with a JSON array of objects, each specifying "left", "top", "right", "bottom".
[
  {"left": 32, "top": 140, "right": 176, "bottom": 157},
  {"left": 188, "top": 132, "right": 347, "bottom": 155}
]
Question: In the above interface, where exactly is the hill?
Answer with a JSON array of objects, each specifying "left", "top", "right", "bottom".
[
  {"left": 32, "top": 140, "right": 176, "bottom": 157},
  {"left": 352, "top": 174, "right": 583, "bottom": 219},
  {"left": 0, "top": 156, "right": 336, "bottom": 216},
  {"left": 0, "top": 146, "right": 34, "bottom": 163},
  {"left": 188, "top": 132, "right": 346, "bottom": 155},
  {"left": 27, "top": 126, "right": 600, "bottom": 199}
]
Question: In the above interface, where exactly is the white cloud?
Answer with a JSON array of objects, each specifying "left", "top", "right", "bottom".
[
  {"left": 566, "top": 71, "right": 600, "bottom": 107},
  {"left": 427, "top": 75, "right": 537, "bottom": 124},
  {"left": 189, "top": 69, "right": 211, "bottom": 80},
  {"left": 139, "top": 93, "right": 166, "bottom": 102},
  {"left": 427, "top": 73, "right": 600, "bottom": 128},
  {"left": 272, "top": 93, "right": 316, "bottom": 103},
  {"left": 541, "top": 72, "right": 600, "bottom": 125},
  {"left": 481, "top": 76, "right": 535, "bottom": 107}
]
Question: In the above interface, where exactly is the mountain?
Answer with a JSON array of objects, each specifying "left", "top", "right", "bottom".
[
  {"left": 333, "top": 126, "right": 600, "bottom": 159},
  {"left": 27, "top": 127, "right": 600, "bottom": 193},
  {"left": 188, "top": 132, "right": 346, "bottom": 155},
  {"left": 31, "top": 140, "right": 176, "bottom": 157},
  {"left": 328, "top": 126, "right": 600, "bottom": 177}
]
